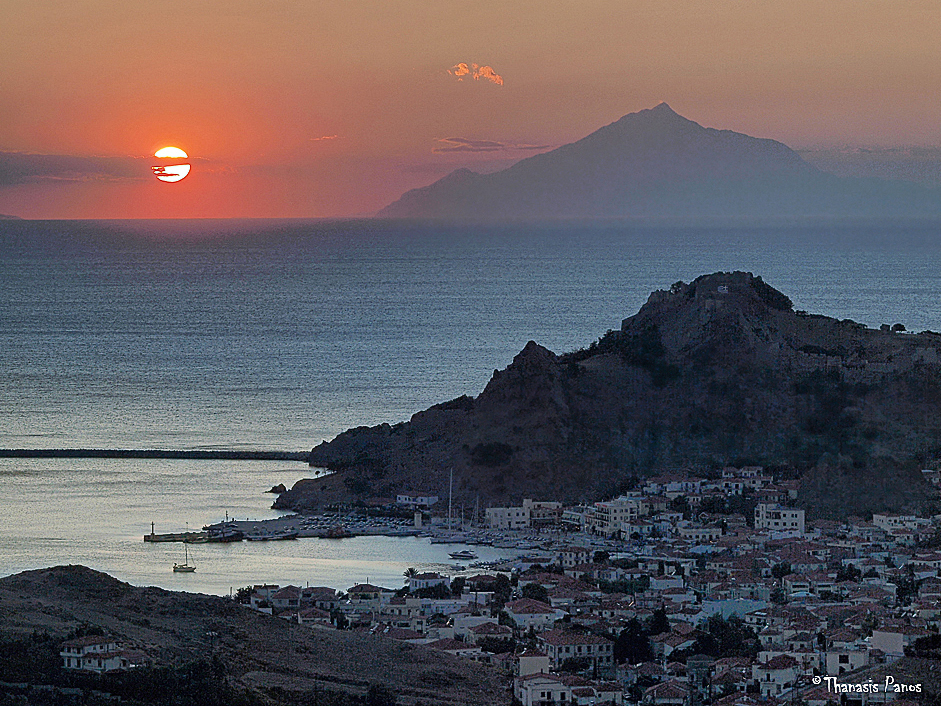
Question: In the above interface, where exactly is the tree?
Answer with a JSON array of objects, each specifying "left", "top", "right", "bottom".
[
  {"left": 670, "top": 495, "right": 691, "bottom": 520},
  {"left": 490, "top": 573, "right": 513, "bottom": 611},
  {"left": 691, "top": 614, "right": 759, "bottom": 659},
  {"left": 648, "top": 607, "right": 670, "bottom": 636},
  {"left": 451, "top": 576, "right": 466, "bottom": 598},
  {"left": 593, "top": 550, "right": 610, "bottom": 564},
  {"left": 770, "top": 562, "right": 792, "bottom": 579},
  {"left": 403, "top": 567, "right": 418, "bottom": 582},
  {"left": 521, "top": 582, "right": 550, "bottom": 604},
  {"left": 614, "top": 618, "right": 654, "bottom": 664}
]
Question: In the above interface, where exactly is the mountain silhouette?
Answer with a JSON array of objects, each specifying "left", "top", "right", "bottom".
[{"left": 379, "top": 103, "right": 941, "bottom": 219}]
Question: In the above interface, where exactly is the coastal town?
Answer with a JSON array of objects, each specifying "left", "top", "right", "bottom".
[{"left": 87, "top": 465, "right": 941, "bottom": 705}]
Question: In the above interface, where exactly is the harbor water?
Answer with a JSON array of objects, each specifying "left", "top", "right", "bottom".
[{"left": 2, "top": 218, "right": 941, "bottom": 593}]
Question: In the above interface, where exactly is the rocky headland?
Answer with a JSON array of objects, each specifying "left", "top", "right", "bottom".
[{"left": 277, "top": 272, "right": 941, "bottom": 520}]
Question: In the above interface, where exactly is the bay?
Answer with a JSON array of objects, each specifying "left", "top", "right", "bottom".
[{"left": 1, "top": 217, "right": 940, "bottom": 593}]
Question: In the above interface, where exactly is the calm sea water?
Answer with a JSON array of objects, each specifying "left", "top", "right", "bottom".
[{"left": 1, "top": 217, "right": 940, "bottom": 593}]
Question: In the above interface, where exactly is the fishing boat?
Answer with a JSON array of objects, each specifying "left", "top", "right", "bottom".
[{"left": 173, "top": 542, "right": 195, "bottom": 573}]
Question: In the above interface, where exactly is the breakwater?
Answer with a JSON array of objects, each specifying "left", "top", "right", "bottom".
[{"left": 0, "top": 449, "right": 310, "bottom": 462}]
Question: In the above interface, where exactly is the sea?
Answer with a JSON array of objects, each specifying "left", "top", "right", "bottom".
[{"left": 1, "top": 217, "right": 941, "bottom": 595}]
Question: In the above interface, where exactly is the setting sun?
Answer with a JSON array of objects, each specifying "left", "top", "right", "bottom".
[
  {"left": 152, "top": 146, "right": 191, "bottom": 183},
  {"left": 154, "top": 147, "right": 188, "bottom": 159}
]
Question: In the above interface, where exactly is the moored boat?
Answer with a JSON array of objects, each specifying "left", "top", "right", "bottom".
[
  {"left": 449, "top": 549, "right": 477, "bottom": 560},
  {"left": 173, "top": 543, "right": 196, "bottom": 573}
]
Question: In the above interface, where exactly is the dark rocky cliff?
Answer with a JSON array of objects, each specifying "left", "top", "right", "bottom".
[{"left": 279, "top": 272, "right": 941, "bottom": 518}]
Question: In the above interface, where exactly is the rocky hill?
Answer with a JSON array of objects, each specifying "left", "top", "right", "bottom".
[
  {"left": 378, "top": 104, "right": 941, "bottom": 220},
  {"left": 0, "top": 565, "right": 509, "bottom": 705},
  {"left": 279, "top": 272, "right": 941, "bottom": 519}
]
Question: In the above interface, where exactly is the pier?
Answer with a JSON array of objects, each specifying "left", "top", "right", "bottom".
[{"left": 0, "top": 448, "right": 310, "bottom": 462}]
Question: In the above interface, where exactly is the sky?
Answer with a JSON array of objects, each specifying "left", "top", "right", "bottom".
[{"left": 1, "top": 0, "right": 939, "bottom": 219}]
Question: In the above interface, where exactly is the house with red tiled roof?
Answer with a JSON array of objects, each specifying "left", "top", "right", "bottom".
[
  {"left": 871, "top": 623, "right": 931, "bottom": 659},
  {"left": 650, "top": 631, "right": 696, "bottom": 659},
  {"left": 467, "top": 621, "right": 513, "bottom": 644},
  {"left": 536, "top": 628, "right": 614, "bottom": 673},
  {"left": 346, "top": 583, "right": 395, "bottom": 601},
  {"left": 301, "top": 586, "right": 341, "bottom": 610},
  {"left": 751, "top": 654, "right": 799, "bottom": 697},
  {"left": 296, "top": 606, "right": 332, "bottom": 627},
  {"left": 270, "top": 585, "right": 301, "bottom": 612},
  {"left": 60, "top": 636, "right": 149, "bottom": 673},
  {"left": 713, "top": 693, "right": 763, "bottom": 706},
  {"left": 559, "top": 545, "right": 595, "bottom": 568},
  {"left": 504, "top": 598, "right": 567, "bottom": 633},
  {"left": 517, "top": 648, "right": 550, "bottom": 677},
  {"left": 560, "top": 675, "right": 624, "bottom": 705},
  {"left": 514, "top": 673, "right": 571, "bottom": 706},
  {"left": 643, "top": 679, "right": 688, "bottom": 705},
  {"left": 424, "top": 637, "right": 483, "bottom": 658}
]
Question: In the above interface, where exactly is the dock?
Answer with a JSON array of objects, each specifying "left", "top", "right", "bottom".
[
  {"left": 143, "top": 530, "right": 208, "bottom": 543},
  {"left": 0, "top": 448, "right": 310, "bottom": 462}
]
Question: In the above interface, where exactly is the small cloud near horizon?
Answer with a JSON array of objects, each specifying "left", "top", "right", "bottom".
[
  {"left": 448, "top": 63, "right": 504, "bottom": 85},
  {"left": 433, "top": 137, "right": 552, "bottom": 154},
  {"left": 309, "top": 135, "right": 340, "bottom": 141},
  {"left": 0, "top": 151, "right": 213, "bottom": 186}
]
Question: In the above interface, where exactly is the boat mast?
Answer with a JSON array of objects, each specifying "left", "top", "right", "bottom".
[{"left": 448, "top": 468, "right": 453, "bottom": 531}]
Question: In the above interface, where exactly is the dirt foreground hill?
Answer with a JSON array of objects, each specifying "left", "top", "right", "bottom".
[{"left": 0, "top": 565, "right": 509, "bottom": 705}]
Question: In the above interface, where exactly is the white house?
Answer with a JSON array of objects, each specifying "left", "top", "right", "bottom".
[
  {"left": 537, "top": 629, "right": 614, "bottom": 672},
  {"left": 486, "top": 505, "right": 531, "bottom": 530},
  {"left": 408, "top": 572, "right": 450, "bottom": 591},
  {"left": 752, "top": 655, "right": 799, "bottom": 697},
  {"left": 60, "top": 636, "right": 146, "bottom": 673},
  {"left": 515, "top": 673, "right": 572, "bottom": 706},
  {"left": 826, "top": 646, "right": 869, "bottom": 674},
  {"left": 754, "top": 504, "right": 805, "bottom": 535}
]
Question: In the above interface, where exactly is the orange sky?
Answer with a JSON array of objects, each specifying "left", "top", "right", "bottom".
[{"left": 1, "top": 0, "right": 939, "bottom": 218}]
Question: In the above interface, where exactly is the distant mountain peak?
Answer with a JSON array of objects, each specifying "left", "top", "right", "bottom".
[{"left": 378, "top": 104, "right": 941, "bottom": 220}]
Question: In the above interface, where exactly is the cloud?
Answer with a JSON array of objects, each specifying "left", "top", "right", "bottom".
[
  {"left": 434, "top": 137, "right": 504, "bottom": 153},
  {"left": 448, "top": 62, "right": 504, "bottom": 85},
  {"left": 0, "top": 152, "right": 217, "bottom": 186},
  {"left": 310, "top": 135, "right": 340, "bottom": 141},
  {"left": 448, "top": 63, "right": 472, "bottom": 80},
  {"left": 433, "top": 137, "right": 552, "bottom": 154},
  {"left": 0, "top": 152, "right": 150, "bottom": 186},
  {"left": 473, "top": 65, "right": 504, "bottom": 86}
]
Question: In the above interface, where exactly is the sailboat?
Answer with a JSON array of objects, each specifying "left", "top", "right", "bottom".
[{"left": 173, "top": 541, "right": 196, "bottom": 573}]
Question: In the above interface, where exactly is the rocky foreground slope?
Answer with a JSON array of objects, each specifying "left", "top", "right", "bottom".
[
  {"left": 0, "top": 565, "right": 508, "bottom": 705},
  {"left": 279, "top": 272, "right": 941, "bottom": 519}
]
